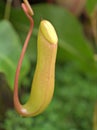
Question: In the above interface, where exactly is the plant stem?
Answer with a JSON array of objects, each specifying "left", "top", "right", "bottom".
[
  {"left": 4, "top": 0, "right": 12, "bottom": 20},
  {"left": 91, "top": 5, "right": 97, "bottom": 50},
  {"left": 93, "top": 103, "right": 97, "bottom": 130}
]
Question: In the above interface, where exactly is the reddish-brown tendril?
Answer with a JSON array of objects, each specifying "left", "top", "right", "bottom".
[{"left": 14, "top": 3, "right": 34, "bottom": 115}]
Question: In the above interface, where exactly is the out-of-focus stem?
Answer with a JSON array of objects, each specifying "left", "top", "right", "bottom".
[
  {"left": 93, "top": 103, "right": 97, "bottom": 130},
  {"left": 4, "top": 0, "right": 12, "bottom": 20},
  {"left": 91, "top": 5, "right": 97, "bottom": 46}
]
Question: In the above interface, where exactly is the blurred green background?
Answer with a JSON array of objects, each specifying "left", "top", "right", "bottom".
[{"left": 0, "top": 0, "right": 97, "bottom": 130}]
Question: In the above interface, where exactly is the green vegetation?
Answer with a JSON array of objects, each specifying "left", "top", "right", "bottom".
[{"left": 2, "top": 64, "right": 97, "bottom": 130}]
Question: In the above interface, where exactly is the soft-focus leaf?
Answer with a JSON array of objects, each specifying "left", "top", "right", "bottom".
[
  {"left": 10, "top": 4, "right": 97, "bottom": 76},
  {"left": 86, "top": 0, "right": 97, "bottom": 14},
  {"left": 0, "top": 20, "right": 30, "bottom": 89}
]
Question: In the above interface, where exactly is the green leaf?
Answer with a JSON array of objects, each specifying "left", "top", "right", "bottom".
[
  {"left": 86, "top": 0, "right": 97, "bottom": 14},
  {"left": 0, "top": 20, "right": 30, "bottom": 89},
  {"left": 10, "top": 4, "right": 97, "bottom": 76}
]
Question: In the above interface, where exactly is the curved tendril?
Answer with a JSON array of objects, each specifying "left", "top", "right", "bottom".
[
  {"left": 14, "top": 0, "right": 58, "bottom": 117},
  {"left": 14, "top": 2, "right": 34, "bottom": 115}
]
